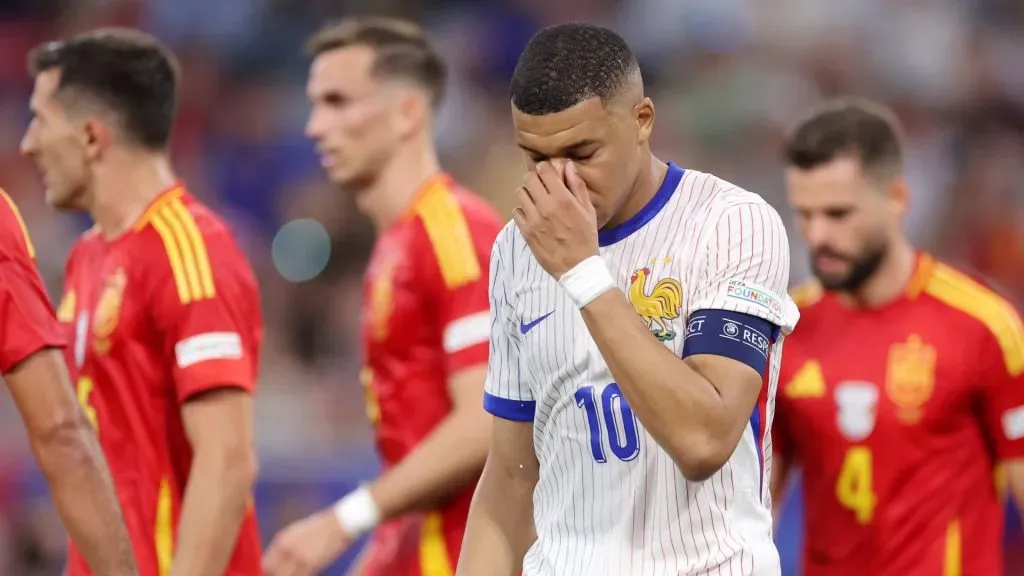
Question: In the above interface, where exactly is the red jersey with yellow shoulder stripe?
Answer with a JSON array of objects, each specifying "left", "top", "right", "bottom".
[
  {"left": 773, "top": 253, "right": 1024, "bottom": 576},
  {"left": 359, "top": 174, "right": 501, "bottom": 576},
  {"left": 59, "top": 185, "right": 263, "bottom": 576},
  {"left": 0, "top": 188, "right": 65, "bottom": 373}
]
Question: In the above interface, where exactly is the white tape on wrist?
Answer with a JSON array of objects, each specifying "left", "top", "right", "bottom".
[
  {"left": 558, "top": 255, "right": 615, "bottom": 309},
  {"left": 332, "top": 485, "right": 381, "bottom": 537}
]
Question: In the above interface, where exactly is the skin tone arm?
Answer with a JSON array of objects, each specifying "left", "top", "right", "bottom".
[
  {"left": 581, "top": 294, "right": 764, "bottom": 481},
  {"left": 369, "top": 364, "right": 491, "bottom": 516},
  {"left": 7, "top": 348, "right": 138, "bottom": 575},
  {"left": 170, "top": 389, "right": 258, "bottom": 576},
  {"left": 456, "top": 417, "right": 538, "bottom": 576},
  {"left": 263, "top": 365, "right": 492, "bottom": 576}
]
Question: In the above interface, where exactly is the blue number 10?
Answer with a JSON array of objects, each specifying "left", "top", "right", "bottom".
[{"left": 574, "top": 383, "right": 641, "bottom": 463}]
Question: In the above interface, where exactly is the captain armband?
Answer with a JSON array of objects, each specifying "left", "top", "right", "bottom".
[{"left": 682, "top": 309, "right": 778, "bottom": 376}]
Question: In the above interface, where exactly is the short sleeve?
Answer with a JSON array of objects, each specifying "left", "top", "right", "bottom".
[
  {"left": 149, "top": 228, "right": 262, "bottom": 404},
  {"left": 417, "top": 207, "right": 501, "bottom": 375},
  {"left": 482, "top": 230, "right": 534, "bottom": 422},
  {"left": 978, "top": 308, "right": 1024, "bottom": 459},
  {"left": 688, "top": 201, "right": 799, "bottom": 334},
  {"left": 0, "top": 258, "right": 65, "bottom": 373}
]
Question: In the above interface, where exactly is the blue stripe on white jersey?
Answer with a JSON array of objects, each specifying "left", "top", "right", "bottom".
[{"left": 483, "top": 164, "right": 799, "bottom": 576}]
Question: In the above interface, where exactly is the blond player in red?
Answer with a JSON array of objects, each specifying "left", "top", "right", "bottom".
[
  {"left": 263, "top": 17, "right": 501, "bottom": 576},
  {"left": 20, "top": 30, "right": 263, "bottom": 575}
]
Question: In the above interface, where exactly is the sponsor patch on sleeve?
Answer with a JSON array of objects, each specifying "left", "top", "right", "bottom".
[
  {"left": 1002, "top": 405, "right": 1024, "bottom": 441},
  {"left": 723, "top": 279, "right": 784, "bottom": 316},
  {"left": 175, "top": 332, "right": 244, "bottom": 368}
]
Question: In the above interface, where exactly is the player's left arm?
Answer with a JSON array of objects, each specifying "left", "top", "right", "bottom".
[
  {"left": 149, "top": 230, "right": 261, "bottom": 576},
  {"left": 976, "top": 304, "right": 1024, "bottom": 515},
  {"left": 581, "top": 201, "right": 796, "bottom": 481}
]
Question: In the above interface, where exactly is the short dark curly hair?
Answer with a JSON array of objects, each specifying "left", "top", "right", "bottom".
[
  {"left": 510, "top": 22, "right": 639, "bottom": 116},
  {"left": 782, "top": 97, "right": 904, "bottom": 179},
  {"left": 28, "top": 28, "right": 179, "bottom": 150}
]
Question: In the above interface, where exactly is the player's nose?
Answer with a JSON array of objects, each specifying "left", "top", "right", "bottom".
[
  {"left": 803, "top": 216, "right": 833, "bottom": 248},
  {"left": 18, "top": 130, "right": 36, "bottom": 158}
]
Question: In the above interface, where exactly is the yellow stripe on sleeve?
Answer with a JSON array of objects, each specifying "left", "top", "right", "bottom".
[
  {"left": 168, "top": 200, "right": 215, "bottom": 298},
  {"left": 415, "top": 185, "right": 481, "bottom": 289},
  {"left": 149, "top": 200, "right": 216, "bottom": 304},
  {"left": 0, "top": 187, "right": 36, "bottom": 259},
  {"left": 924, "top": 264, "right": 1024, "bottom": 376},
  {"left": 155, "top": 477, "right": 173, "bottom": 576}
]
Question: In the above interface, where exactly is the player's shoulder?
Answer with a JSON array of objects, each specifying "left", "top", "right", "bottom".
[
  {"left": 789, "top": 279, "right": 827, "bottom": 311},
  {"left": 919, "top": 256, "right": 1023, "bottom": 351},
  {"left": 133, "top": 187, "right": 255, "bottom": 299},
  {"left": 0, "top": 187, "right": 37, "bottom": 262},
  {"left": 407, "top": 174, "right": 502, "bottom": 288},
  {"left": 685, "top": 169, "right": 784, "bottom": 225}
]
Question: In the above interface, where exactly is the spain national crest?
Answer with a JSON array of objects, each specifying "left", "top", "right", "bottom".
[
  {"left": 369, "top": 258, "right": 397, "bottom": 341},
  {"left": 627, "top": 267, "right": 683, "bottom": 342},
  {"left": 885, "top": 334, "right": 937, "bottom": 424},
  {"left": 92, "top": 268, "right": 127, "bottom": 354}
]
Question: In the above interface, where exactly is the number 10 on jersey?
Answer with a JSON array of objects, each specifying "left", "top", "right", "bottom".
[{"left": 575, "top": 383, "right": 641, "bottom": 463}]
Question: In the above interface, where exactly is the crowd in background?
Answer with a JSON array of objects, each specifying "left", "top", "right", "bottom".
[{"left": 0, "top": 0, "right": 1022, "bottom": 573}]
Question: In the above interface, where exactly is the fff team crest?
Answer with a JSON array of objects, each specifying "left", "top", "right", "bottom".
[{"left": 627, "top": 266, "right": 683, "bottom": 342}]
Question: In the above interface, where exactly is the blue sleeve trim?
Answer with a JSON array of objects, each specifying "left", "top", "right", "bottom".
[
  {"left": 483, "top": 392, "right": 535, "bottom": 422},
  {"left": 683, "top": 309, "right": 778, "bottom": 376}
]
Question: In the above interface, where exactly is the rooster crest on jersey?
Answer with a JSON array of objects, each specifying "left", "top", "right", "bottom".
[
  {"left": 92, "top": 268, "right": 127, "bottom": 355},
  {"left": 885, "top": 334, "right": 937, "bottom": 424},
  {"left": 628, "top": 267, "right": 682, "bottom": 341}
]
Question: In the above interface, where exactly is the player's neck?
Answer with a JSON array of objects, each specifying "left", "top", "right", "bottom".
[
  {"left": 357, "top": 140, "right": 442, "bottom": 232},
  {"left": 843, "top": 239, "right": 917, "bottom": 308},
  {"left": 604, "top": 155, "right": 668, "bottom": 230},
  {"left": 89, "top": 151, "right": 177, "bottom": 240}
]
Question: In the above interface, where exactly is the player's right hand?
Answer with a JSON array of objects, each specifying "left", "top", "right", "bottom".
[{"left": 263, "top": 510, "right": 354, "bottom": 576}]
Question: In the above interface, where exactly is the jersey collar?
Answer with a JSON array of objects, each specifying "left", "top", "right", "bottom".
[
  {"left": 904, "top": 251, "right": 935, "bottom": 300},
  {"left": 132, "top": 182, "right": 186, "bottom": 231},
  {"left": 598, "top": 162, "right": 685, "bottom": 247},
  {"left": 400, "top": 172, "right": 451, "bottom": 222}
]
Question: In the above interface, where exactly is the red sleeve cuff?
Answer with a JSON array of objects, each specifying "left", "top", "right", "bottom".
[
  {"left": 175, "top": 359, "right": 254, "bottom": 403},
  {"left": 446, "top": 342, "right": 488, "bottom": 375}
]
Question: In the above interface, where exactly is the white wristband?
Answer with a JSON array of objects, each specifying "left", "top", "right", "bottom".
[
  {"left": 558, "top": 255, "right": 615, "bottom": 309},
  {"left": 332, "top": 485, "right": 381, "bottom": 537}
]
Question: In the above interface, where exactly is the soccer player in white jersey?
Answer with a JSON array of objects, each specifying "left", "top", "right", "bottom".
[{"left": 457, "top": 23, "right": 800, "bottom": 576}]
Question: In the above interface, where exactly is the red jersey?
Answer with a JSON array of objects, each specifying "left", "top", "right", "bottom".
[
  {"left": 59, "top": 186, "right": 263, "bottom": 576},
  {"left": 774, "top": 253, "right": 1024, "bottom": 576},
  {"left": 359, "top": 174, "right": 500, "bottom": 576},
  {"left": 0, "top": 188, "right": 65, "bottom": 373}
]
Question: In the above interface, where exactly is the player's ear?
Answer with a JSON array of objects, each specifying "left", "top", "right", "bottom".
[
  {"left": 81, "top": 116, "right": 112, "bottom": 162},
  {"left": 394, "top": 89, "right": 429, "bottom": 139},
  {"left": 634, "top": 97, "right": 654, "bottom": 146},
  {"left": 886, "top": 175, "right": 910, "bottom": 218}
]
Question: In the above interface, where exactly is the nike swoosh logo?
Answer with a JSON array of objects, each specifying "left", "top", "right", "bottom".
[{"left": 520, "top": 311, "right": 554, "bottom": 334}]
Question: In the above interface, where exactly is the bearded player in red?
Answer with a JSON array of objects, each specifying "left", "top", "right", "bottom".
[
  {"left": 263, "top": 17, "right": 501, "bottom": 576},
  {"left": 0, "top": 190, "right": 138, "bottom": 575},
  {"left": 20, "top": 30, "right": 263, "bottom": 576},
  {"left": 771, "top": 97, "right": 1024, "bottom": 575}
]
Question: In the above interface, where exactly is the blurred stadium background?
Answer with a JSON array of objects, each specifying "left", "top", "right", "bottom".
[{"left": 0, "top": 0, "right": 1023, "bottom": 574}]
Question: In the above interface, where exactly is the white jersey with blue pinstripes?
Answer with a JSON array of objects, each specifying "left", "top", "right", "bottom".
[{"left": 484, "top": 164, "right": 799, "bottom": 576}]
